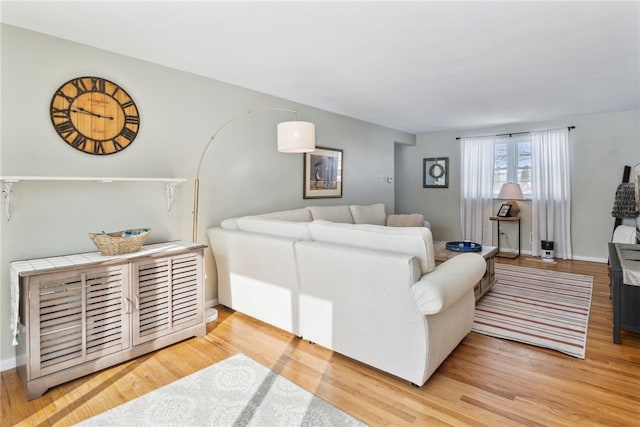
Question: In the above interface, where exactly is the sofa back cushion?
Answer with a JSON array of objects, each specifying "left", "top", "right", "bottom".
[
  {"left": 220, "top": 218, "right": 240, "bottom": 230},
  {"left": 308, "top": 220, "right": 435, "bottom": 274},
  {"left": 349, "top": 203, "right": 386, "bottom": 226},
  {"left": 220, "top": 208, "right": 312, "bottom": 231},
  {"left": 235, "top": 217, "right": 311, "bottom": 240},
  {"left": 259, "top": 208, "right": 313, "bottom": 222},
  {"left": 308, "top": 205, "right": 354, "bottom": 223}
]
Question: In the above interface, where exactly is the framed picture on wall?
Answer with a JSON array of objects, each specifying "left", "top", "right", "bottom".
[
  {"left": 423, "top": 157, "right": 449, "bottom": 188},
  {"left": 497, "top": 203, "right": 512, "bottom": 217},
  {"left": 303, "top": 146, "right": 343, "bottom": 199}
]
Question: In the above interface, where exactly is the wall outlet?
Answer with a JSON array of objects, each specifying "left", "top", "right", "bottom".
[{"left": 387, "top": 177, "right": 393, "bottom": 183}]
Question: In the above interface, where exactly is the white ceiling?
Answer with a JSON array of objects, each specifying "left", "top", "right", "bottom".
[{"left": 2, "top": 1, "right": 639, "bottom": 134}]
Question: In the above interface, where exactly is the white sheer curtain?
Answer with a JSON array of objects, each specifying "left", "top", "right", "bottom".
[
  {"left": 531, "top": 128, "right": 572, "bottom": 259},
  {"left": 460, "top": 136, "right": 495, "bottom": 245}
]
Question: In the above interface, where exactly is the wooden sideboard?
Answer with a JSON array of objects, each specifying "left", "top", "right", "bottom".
[{"left": 11, "top": 241, "right": 206, "bottom": 400}]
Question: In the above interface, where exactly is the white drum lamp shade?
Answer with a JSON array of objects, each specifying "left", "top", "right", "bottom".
[
  {"left": 193, "top": 108, "right": 315, "bottom": 243},
  {"left": 277, "top": 121, "right": 316, "bottom": 153},
  {"left": 192, "top": 108, "right": 315, "bottom": 323},
  {"left": 498, "top": 183, "right": 524, "bottom": 217}
]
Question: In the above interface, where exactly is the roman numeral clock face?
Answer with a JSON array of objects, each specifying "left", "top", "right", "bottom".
[{"left": 50, "top": 77, "right": 140, "bottom": 155}]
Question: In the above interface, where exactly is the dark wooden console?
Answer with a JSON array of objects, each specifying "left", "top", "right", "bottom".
[{"left": 608, "top": 242, "right": 640, "bottom": 344}]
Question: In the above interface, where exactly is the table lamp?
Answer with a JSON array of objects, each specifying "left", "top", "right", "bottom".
[{"left": 498, "top": 183, "right": 524, "bottom": 217}]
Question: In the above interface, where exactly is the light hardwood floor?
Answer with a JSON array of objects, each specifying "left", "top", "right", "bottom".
[{"left": 2, "top": 257, "right": 639, "bottom": 426}]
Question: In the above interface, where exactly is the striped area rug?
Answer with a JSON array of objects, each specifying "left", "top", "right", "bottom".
[{"left": 472, "top": 263, "right": 593, "bottom": 358}]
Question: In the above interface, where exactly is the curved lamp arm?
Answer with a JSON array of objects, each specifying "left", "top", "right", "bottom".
[{"left": 192, "top": 107, "right": 315, "bottom": 242}]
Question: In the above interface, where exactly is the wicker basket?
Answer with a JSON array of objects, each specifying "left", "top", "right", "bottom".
[{"left": 88, "top": 228, "right": 151, "bottom": 256}]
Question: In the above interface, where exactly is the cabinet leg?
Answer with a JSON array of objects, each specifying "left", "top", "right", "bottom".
[{"left": 26, "top": 383, "right": 49, "bottom": 401}]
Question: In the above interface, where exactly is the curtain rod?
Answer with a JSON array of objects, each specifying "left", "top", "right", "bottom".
[{"left": 455, "top": 126, "right": 575, "bottom": 140}]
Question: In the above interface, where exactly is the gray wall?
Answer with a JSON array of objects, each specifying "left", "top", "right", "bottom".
[
  {"left": 396, "top": 110, "right": 640, "bottom": 261},
  {"left": 0, "top": 25, "right": 412, "bottom": 369}
]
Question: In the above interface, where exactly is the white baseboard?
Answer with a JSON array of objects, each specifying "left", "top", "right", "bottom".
[
  {"left": 572, "top": 255, "right": 608, "bottom": 264},
  {"left": 1, "top": 355, "right": 16, "bottom": 372},
  {"left": 497, "top": 246, "right": 608, "bottom": 264}
]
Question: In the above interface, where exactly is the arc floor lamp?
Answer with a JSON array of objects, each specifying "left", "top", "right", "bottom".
[{"left": 192, "top": 107, "right": 315, "bottom": 242}]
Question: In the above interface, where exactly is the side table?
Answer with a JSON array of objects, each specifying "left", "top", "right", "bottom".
[
  {"left": 433, "top": 241, "right": 498, "bottom": 301},
  {"left": 490, "top": 216, "right": 521, "bottom": 259}
]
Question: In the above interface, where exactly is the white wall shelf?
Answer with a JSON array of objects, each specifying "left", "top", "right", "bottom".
[{"left": 0, "top": 176, "right": 187, "bottom": 221}]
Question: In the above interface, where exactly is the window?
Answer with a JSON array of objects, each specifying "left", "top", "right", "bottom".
[{"left": 493, "top": 135, "right": 531, "bottom": 198}]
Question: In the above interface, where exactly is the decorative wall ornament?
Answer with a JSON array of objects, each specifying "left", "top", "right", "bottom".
[
  {"left": 3, "top": 181, "right": 13, "bottom": 222},
  {"left": 50, "top": 76, "right": 140, "bottom": 155},
  {"left": 635, "top": 162, "right": 640, "bottom": 233},
  {"left": 423, "top": 157, "right": 449, "bottom": 188},
  {"left": 611, "top": 182, "right": 638, "bottom": 218}
]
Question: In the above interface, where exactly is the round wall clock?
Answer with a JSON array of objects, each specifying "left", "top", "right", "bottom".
[{"left": 50, "top": 76, "right": 140, "bottom": 155}]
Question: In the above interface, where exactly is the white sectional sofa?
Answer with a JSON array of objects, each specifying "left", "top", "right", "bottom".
[{"left": 207, "top": 204, "right": 485, "bottom": 386}]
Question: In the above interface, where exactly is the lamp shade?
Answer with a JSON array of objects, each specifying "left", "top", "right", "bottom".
[
  {"left": 277, "top": 121, "right": 315, "bottom": 153},
  {"left": 498, "top": 183, "right": 524, "bottom": 200}
]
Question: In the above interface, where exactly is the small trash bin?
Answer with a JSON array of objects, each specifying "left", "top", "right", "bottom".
[{"left": 541, "top": 240, "right": 554, "bottom": 262}]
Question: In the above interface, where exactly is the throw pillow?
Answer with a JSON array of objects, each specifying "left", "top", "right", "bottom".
[
  {"left": 349, "top": 203, "right": 386, "bottom": 225},
  {"left": 386, "top": 213, "right": 425, "bottom": 227},
  {"left": 308, "top": 205, "right": 354, "bottom": 223}
]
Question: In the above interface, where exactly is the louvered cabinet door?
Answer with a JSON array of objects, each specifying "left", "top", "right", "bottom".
[
  {"left": 131, "top": 250, "right": 204, "bottom": 346},
  {"left": 28, "top": 264, "right": 131, "bottom": 379}
]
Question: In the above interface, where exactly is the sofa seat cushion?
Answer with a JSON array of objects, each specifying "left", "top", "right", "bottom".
[
  {"left": 308, "top": 220, "right": 435, "bottom": 274},
  {"left": 235, "top": 217, "right": 311, "bottom": 240},
  {"left": 308, "top": 205, "right": 354, "bottom": 223},
  {"left": 349, "top": 203, "right": 386, "bottom": 226}
]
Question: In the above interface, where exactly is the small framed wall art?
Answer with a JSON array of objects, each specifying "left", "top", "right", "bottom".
[
  {"left": 423, "top": 157, "right": 449, "bottom": 188},
  {"left": 497, "top": 203, "right": 512, "bottom": 217},
  {"left": 303, "top": 146, "right": 343, "bottom": 199}
]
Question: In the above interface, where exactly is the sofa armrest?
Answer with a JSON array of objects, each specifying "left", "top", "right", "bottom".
[{"left": 413, "top": 253, "right": 485, "bottom": 315}]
